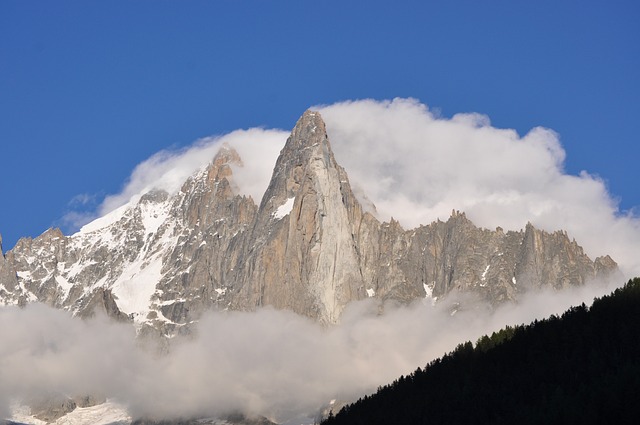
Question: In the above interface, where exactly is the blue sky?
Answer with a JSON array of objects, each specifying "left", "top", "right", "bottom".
[{"left": 1, "top": 0, "right": 639, "bottom": 251}]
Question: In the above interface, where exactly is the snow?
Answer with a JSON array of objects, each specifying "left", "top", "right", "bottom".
[
  {"left": 16, "top": 270, "right": 31, "bottom": 279},
  {"left": 423, "top": 282, "right": 437, "bottom": 306},
  {"left": 273, "top": 197, "right": 295, "bottom": 220},
  {"left": 139, "top": 200, "right": 170, "bottom": 235},
  {"left": 55, "top": 275, "right": 73, "bottom": 299},
  {"left": 366, "top": 288, "right": 375, "bottom": 297},
  {"left": 153, "top": 310, "right": 177, "bottom": 325},
  {"left": 17, "top": 280, "right": 37, "bottom": 302},
  {"left": 8, "top": 403, "right": 46, "bottom": 425},
  {"left": 156, "top": 298, "right": 187, "bottom": 307},
  {"left": 10, "top": 400, "right": 131, "bottom": 425},
  {"left": 481, "top": 264, "right": 490, "bottom": 281},
  {"left": 111, "top": 254, "right": 163, "bottom": 322},
  {"left": 77, "top": 202, "right": 131, "bottom": 234},
  {"left": 512, "top": 276, "right": 517, "bottom": 285},
  {"left": 480, "top": 264, "right": 490, "bottom": 287},
  {"left": 423, "top": 282, "right": 433, "bottom": 299},
  {"left": 65, "top": 194, "right": 178, "bottom": 324}
]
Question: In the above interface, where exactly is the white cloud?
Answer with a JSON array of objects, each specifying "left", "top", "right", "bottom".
[
  {"left": 0, "top": 278, "right": 620, "bottom": 423},
  {"left": 316, "top": 98, "right": 640, "bottom": 277},
  {"left": 63, "top": 98, "right": 639, "bottom": 276},
  {"left": 62, "top": 97, "right": 639, "bottom": 276},
  {"left": 19, "top": 97, "right": 638, "bottom": 422},
  {"left": 96, "top": 128, "right": 288, "bottom": 216}
]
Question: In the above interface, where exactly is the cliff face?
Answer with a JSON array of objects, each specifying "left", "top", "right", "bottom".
[
  {"left": 231, "top": 111, "right": 368, "bottom": 323},
  {"left": 0, "top": 111, "right": 618, "bottom": 333}
]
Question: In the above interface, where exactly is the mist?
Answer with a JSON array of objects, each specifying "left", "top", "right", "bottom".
[{"left": 0, "top": 277, "right": 621, "bottom": 423}]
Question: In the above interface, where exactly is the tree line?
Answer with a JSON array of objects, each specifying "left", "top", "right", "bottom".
[{"left": 322, "top": 278, "right": 640, "bottom": 425}]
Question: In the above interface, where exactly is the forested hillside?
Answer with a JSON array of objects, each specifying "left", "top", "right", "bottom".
[{"left": 322, "top": 278, "right": 640, "bottom": 425}]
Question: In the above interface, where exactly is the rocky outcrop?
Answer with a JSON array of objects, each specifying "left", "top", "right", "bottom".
[
  {"left": 76, "top": 287, "right": 130, "bottom": 322},
  {"left": 231, "top": 111, "right": 369, "bottom": 322},
  {"left": 0, "top": 233, "right": 19, "bottom": 305},
  {"left": 0, "top": 111, "right": 619, "bottom": 333},
  {"left": 25, "top": 393, "right": 106, "bottom": 423}
]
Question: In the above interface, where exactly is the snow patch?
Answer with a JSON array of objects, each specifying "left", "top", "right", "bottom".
[
  {"left": 54, "top": 275, "right": 73, "bottom": 299},
  {"left": 273, "top": 197, "right": 295, "bottom": 220},
  {"left": 423, "top": 282, "right": 437, "bottom": 306},
  {"left": 366, "top": 288, "right": 375, "bottom": 297},
  {"left": 481, "top": 264, "right": 490, "bottom": 281},
  {"left": 111, "top": 254, "right": 162, "bottom": 322},
  {"left": 423, "top": 282, "right": 433, "bottom": 299},
  {"left": 16, "top": 270, "right": 31, "bottom": 280},
  {"left": 139, "top": 200, "right": 170, "bottom": 235}
]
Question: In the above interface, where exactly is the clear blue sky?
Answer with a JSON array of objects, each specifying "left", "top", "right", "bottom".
[{"left": 1, "top": 0, "right": 638, "bottom": 250}]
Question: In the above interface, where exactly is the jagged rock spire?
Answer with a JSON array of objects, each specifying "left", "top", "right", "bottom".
[
  {"left": 0, "top": 109, "right": 620, "bottom": 329},
  {"left": 233, "top": 110, "right": 367, "bottom": 323}
]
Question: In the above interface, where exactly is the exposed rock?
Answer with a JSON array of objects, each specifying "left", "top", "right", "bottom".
[
  {"left": 72, "top": 394, "right": 107, "bottom": 408},
  {"left": 232, "top": 110, "right": 368, "bottom": 322},
  {"left": 28, "top": 394, "right": 77, "bottom": 422},
  {"left": 76, "top": 287, "right": 130, "bottom": 322},
  {"left": 0, "top": 233, "right": 19, "bottom": 305},
  {"left": 0, "top": 111, "right": 619, "bottom": 333}
]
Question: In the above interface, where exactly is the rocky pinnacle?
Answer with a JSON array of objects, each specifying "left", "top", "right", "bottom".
[{"left": 0, "top": 110, "right": 619, "bottom": 331}]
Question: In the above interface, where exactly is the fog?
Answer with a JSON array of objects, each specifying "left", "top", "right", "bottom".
[{"left": 0, "top": 278, "right": 620, "bottom": 422}]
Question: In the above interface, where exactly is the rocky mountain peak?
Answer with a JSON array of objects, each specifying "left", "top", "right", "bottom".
[
  {"left": 286, "top": 109, "right": 328, "bottom": 152},
  {"left": 230, "top": 110, "right": 368, "bottom": 323},
  {"left": 211, "top": 143, "right": 243, "bottom": 180},
  {"left": 180, "top": 143, "right": 242, "bottom": 196},
  {"left": 0, "top": 109, "right": 620, "bottom": 330},
  {"left": 177, "top": 144, "right": 245, "bottom": 228},
  {"left": 257, "top": 110, "right": 334, "bottom": 212}
]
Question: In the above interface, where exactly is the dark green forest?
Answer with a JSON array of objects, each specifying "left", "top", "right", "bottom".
[{"left": 322, "top": 278, "right": 640, "bottom": 425}]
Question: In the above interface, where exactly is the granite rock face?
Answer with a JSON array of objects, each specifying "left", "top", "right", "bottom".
[
  {"left": 0, "top": 234, "right": 20, "bottom": 304},
  {"left": 231, "top": 111, "right": 368, "bottom": 323},
  {"left": 0, "top": 111, "right": 618, "bottom": 333}
]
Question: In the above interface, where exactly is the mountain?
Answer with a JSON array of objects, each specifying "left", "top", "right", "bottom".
[
  {"left": 0, "top": 111, "right": 618, "bottom": 336},
  {"left": 321, "top": 277, "right": 640, "bottom": 425}
]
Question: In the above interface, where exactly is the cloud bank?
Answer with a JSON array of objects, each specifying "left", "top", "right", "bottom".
[
  {"left": 318, "top": 99, "right": 640, "bottom": 278},
  {"left": 65, "top": 98, "right": 639, "bottom": 276},
  {"left": 63, "top": 128, "right": 288, "bottom": 230},
  {"left": 0, "top": 279, "right": 619, "bottom": 423},
  {"left": 20, "top": 97, "right": 637, "bottom": 422}
]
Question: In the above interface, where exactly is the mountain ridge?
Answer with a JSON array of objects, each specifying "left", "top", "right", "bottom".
[{"left": 0, "top": 110, "right": 618, "bottom": 334}]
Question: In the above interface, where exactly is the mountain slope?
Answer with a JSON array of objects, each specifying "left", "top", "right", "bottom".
[
  {"left": 0, "top": 111, "right": 618, "bottom": 333},
  {"left": 322, "top": 277, "right": 640, "bottom": 425}
]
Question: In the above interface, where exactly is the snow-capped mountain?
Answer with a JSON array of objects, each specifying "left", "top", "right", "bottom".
[{"left": 0, "top": 111, "right": 618, "bottom": 337}]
